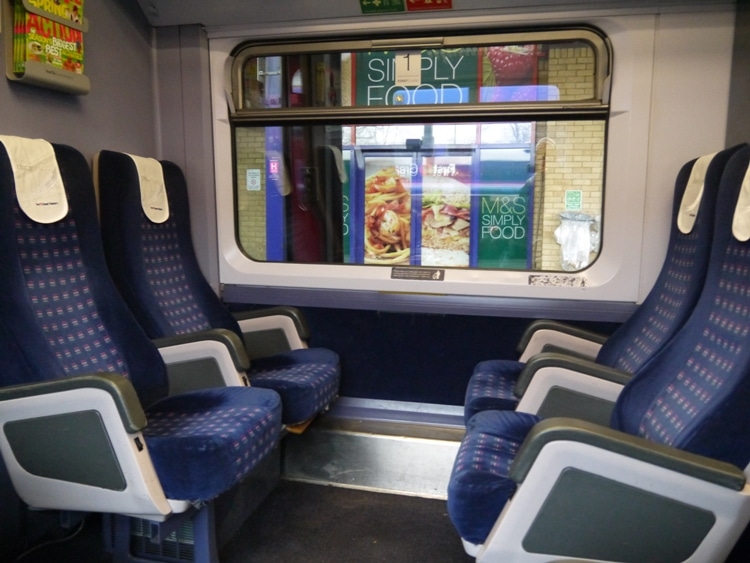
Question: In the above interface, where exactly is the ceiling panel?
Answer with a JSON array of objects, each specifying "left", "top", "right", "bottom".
[{"left": 133, "top": 0, "right": 732, "bottom": 27}]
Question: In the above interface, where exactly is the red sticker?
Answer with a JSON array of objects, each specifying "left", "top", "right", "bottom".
[{"left": 406, "top": 0, "right": 452, "bottom": 11}]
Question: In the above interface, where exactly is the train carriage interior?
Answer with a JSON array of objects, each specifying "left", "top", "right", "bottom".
[{"left": 1, "top": 0, "right": 750, "bottom": 561}]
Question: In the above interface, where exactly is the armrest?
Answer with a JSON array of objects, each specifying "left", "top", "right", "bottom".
[
  {"left": 234, "top": 306, "right": 310, "bottom": 340},
  {"left": 153, "top": 329, "right": 249, "bottom": 393},
  {"left": 517, "top": 320, "right": 607, "bottom": 362},
  {"left": 511, "top": 417, "right": 746, "bottom": 490},
  {"left": 234, "top": 307, "right": 309, "bottom": 358},
  {"left": 512, "top": 352, "right": 632, "bottom": 423},
  {"left": 0, "top": 373, "right": 146, "bottom": 433},
  {"left": 153, "top": 328, "right": 250, "bottom": 371},
  {"left": 0, "top": 375, "right": 175, "bottom": 519},
  {"left": 515, "top": 352, "right": 632, "bottom": 398},
  {"left": 477, "top": 417, "right": 750, "bottom": 562},
  {"left": 539, "top": 343, "right": 600, "bottom": 360}
]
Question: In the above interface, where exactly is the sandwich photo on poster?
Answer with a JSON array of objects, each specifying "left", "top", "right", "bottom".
[{"left": 419, "top": 156, "right": 472, "bottom": 267}]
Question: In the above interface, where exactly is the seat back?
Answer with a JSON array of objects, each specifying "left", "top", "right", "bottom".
[
  {"left": 613, "top": 145, "right": 750, "bottom": 469},
  {"left": 597, "top": 144, "right": 746, "bottom": 373},
  {"left": 0, "top": 137, "right": 168, "bottom": 408},
  {"left": 95, "top": 150, "right": 244, "bottom": 340}
]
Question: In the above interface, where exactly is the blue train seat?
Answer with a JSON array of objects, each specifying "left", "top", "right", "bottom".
[
  {"left": 0, "top": 136, "right": 283, "bottom": 562},
  {"left": 95, "top": 150, "right": 340, "bottom": 429},
  {"left": 464, "top": 143, "right": 747, "bottom": 423},
  {"left": 447, "top": 145, "right": 750, "bottom": 561}
]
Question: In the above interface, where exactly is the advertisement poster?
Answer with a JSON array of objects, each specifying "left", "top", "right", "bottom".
[
  {"left": 363, "top": 157, "right": 414, "bottom": 265},
  {"left": 419, "top": 156, "right": 472, "bottom": 267},
  {"left": 14, "top": 0, "right": 84, "bottom": 74},
  {"left": 355, "top": 48, "right": 479, "bottom": 107},
  {"left": 355, "top": 151, "right": 531, "bottom": 269},
  {"left": 475, "top": 183, "right": 530, "bottom": 269}
]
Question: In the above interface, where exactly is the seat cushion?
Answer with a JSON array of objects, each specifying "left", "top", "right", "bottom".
[
  {"left": 249, "top": 348, "right": 340, "bottom": 425},
  {"left": 143, "top": 386, "right": 282, "bottom": 502},
  {"left": 447, "top": 410, "right": 540, "bottom": 546},
  {"left": 463, "top": 360, "right": 523, "bottom": 424}
]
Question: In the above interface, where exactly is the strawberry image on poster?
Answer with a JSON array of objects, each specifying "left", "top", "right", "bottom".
[{"left": 487, "top": 46, "right": 535, "bottom": 84}]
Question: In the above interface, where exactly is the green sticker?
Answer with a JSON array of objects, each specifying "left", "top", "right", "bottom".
[{"left": 359, "top": 0, "right": 406, "bottom": 14}]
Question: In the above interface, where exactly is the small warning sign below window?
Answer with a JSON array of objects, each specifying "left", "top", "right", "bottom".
[{"left": 391, "top": 267, "right": 445, "bottom": 281}]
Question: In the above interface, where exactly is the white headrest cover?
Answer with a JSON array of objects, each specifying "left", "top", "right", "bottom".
[
  {"left": 127, "top": 153, "right": 169, "bottom": 224},
  {"left": 732, "top": 158, "right": 750, "bottom": 242},
  {"left": 0, "top": 135, "right": 68, "bottom": 224},
  {"left": 677, "top": 151, "right": 717, "bottom": 235}
]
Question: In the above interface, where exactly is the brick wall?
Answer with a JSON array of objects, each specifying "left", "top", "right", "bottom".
[
  {"left": 532, "top": 44, "right": 605, "bottom": 270},
  {"left": 235, "top": 128, "right": 268, "bottom": 259}
]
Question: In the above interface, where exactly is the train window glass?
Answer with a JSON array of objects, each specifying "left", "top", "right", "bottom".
[{"left": 230, "top": 29, "right": 609, "bottom": 272}]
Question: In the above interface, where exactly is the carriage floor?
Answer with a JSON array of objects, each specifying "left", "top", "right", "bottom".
[{"left": 14, "top": 480, "right": 471, "bottom": 563}]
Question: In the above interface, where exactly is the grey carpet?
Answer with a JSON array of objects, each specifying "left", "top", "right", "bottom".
[
  {"left": 12, "top": 481, "right": 473, "bottom": 563},
  {"left": 220, "top": 480, "right": 474, "bottom": 563}
]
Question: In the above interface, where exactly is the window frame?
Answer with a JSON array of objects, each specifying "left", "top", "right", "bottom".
[
  {"left": 229, "top": 27, "right": 612, "bottom": 123},
  {"left": 228, "top": 27, "right": 611, "bottom": 269},
  {"left": 217, "top": 25, "right": 621, "bottom": 311}
]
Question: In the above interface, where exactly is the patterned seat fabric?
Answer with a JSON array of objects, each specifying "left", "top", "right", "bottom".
[
  {"left": 462, "top": 360, "right": 521, "bottom": 423},
  {"left": 463, "top": 144, "right": 746, "bottom": 423},
  {"left": 447, "top": 410, "right": 539, "bottom": 545},
  {"left": 97, "top": 151, "right": 340, "bottom": 425},
  {"left": 144, "top": 386, "right": 280, "bottom": 501},
  {"left": 0, "top": 141, "right": 282, "bottom": 503},
  {"left": 448, "top": 146, "right": 750, "bottom": 546},
  {"left": 251, "top": 349, "right": 341, "bottom": 425},
  {"left": 142, "top": 217, "right": 214, "bottom": 333}
]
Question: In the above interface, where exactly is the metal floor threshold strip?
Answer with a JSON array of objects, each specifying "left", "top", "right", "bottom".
[{"left": 282, "top": 398, "right": 465, "bottom": 499}]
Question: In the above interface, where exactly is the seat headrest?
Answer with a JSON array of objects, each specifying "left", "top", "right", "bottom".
[
  {"left": 677, "top": 151, "right": 717, "bottom": 234},
  {"left": 0, "top": 135, "right": 68, "bottom": 224},
  {"left": 732, "top": 156, "right": 750, "bottom": 242},
  {"left": 127, "top": 153, "right": 169, "bottom": 224}
]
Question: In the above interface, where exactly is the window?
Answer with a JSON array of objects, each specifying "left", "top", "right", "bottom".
[{"left": 230, "top": 29, "right": 610, "bottom": 272}]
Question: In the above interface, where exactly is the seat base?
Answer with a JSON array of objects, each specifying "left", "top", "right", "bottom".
[
  {"left": 286, "top": 417, "right": 316, "bottom": 435},
  {"left": 104, "top": 445, "right": 281, "bottom": 562}
]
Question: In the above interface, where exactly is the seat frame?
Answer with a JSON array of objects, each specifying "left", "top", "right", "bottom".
[{"left": 470, "top": 418, "right": 750, "bottom": 562}]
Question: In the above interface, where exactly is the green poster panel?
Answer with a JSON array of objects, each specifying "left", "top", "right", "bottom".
[
  {"left": 476, "top": 189, "right": 529, "bottom": 269},
  {"left": 355, "top": 48, "right": 479, "bottom": 107}
]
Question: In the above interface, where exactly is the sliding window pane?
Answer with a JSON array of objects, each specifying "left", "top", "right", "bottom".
[{"left": 234, "top": 119, "right": 604, "bottom": 271}]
